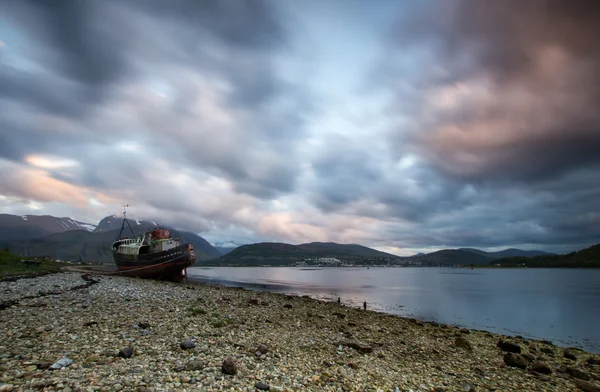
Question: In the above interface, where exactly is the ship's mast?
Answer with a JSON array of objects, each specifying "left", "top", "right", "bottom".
[{"left": 117, "top": 204, "right": 137, "bottom": 240}]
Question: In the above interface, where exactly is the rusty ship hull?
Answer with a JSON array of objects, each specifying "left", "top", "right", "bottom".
[{"left": 112, "top": 241, "right": 195, "bottom": 282}]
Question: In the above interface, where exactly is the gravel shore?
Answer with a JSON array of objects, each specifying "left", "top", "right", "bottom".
[{"left": 1, "top": 272, "right": 599, "bottom": 392}]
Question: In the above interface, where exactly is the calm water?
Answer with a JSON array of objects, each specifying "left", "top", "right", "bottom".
[{"left": 187, "top": 267, "right": 600, "bottom": 353}]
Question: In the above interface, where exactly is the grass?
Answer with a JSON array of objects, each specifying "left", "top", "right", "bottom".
[
  {"left": 187, "top": 306, "right": 207, "bottom": 316},
  {"left": 211, "top": 317, "right": 233, "bottom": 328},
  {"left": 186, "top": 306, "right": 233, "bottom": 327},
  {"left": 0, "top": 249, "right": 63, "bottom": 278}
]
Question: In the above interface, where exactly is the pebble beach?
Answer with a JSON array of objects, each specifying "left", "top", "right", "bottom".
[{"left": 1, "top": 272, "right": 599, "bottom": 392}]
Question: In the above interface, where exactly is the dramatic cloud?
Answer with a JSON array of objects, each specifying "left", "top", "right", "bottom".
[
  {"left": 383, "top": 0, "right": 600, "bottom": 182},
  {"left": 1, "top": 0, "right": 598, "bottom": 254}
]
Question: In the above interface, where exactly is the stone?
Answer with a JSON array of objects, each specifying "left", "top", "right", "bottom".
[
  {"left": 564, "top": 349, "right": 578, "bottom": 360},
  {"left": 503, "top": 353, "right": 527, "bottom": 369},
  {"left": 541, "top": 347, "right": 554, "bottom": 355},
  {"left": 567, "top": 367, "right": 591, "bottom": 381},
  {"left": 257, "top": 344, "right": 268, "bottom": 354},
  {"left": 575, "top": 380, "right": 600, "bottom": 392},
  {"left": 49, "top": 357, "right": 73, "bottom": 370},
  {"left": 530, "top": 361, "right": 552, "bottom": 375},
  {"left": 36, "top": 362, "right": 52, "bottom": 370},
  {"left": 255, "top": 381, "right": 269, "bottom": 390},
  {"left": 536, "top": 373, "right": 551, "bottom": 382},
  {"left": 455, "top": 337, "right": 473, "bottom": 351},
  {"left": 522, "top": 353, "right": 535, "bottom": 363},
  {"left": 185, "top": 360, "right": 205, "bottom": 371},
  {"left": 587, "top": 357, "right": 600, "bottom": 365},
  {"left": 338, "top": 341, "right": 373, "bottom": 354},
  {"left": 221, "top": 358, "right": 237, "bottom": 375},
  {"left": 463, "top": 383, "right": 476, "bottom": 392},
  {"left": 180, "top": 340, "right": 196, "bottom": 350},
  {"left": 118, "top": 347, "right": 133, "bottom": 359},
  {"left": 497, "top": 340, "right": 522, "bottom": 353},
  {"left": 283, "top": 304, "right": 292, "bottom": 309}
]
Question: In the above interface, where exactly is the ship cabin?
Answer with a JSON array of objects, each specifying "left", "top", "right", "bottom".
[{"left": 117, "top": 228, "right": 181, "bottom": 255}]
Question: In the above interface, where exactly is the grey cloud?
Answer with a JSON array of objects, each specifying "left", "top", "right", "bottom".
[
  {"left": 1, "top": 0, "right": 311, "bottom": 200},
  {"left": 4, "top": 0, "right": 130, "bottom": 88},
  {"left": 384, "top": 0, "right": 600, "bottom": 183}
]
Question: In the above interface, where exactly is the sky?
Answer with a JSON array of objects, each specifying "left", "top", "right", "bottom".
[{"left": 1, "top": 0, "right": 599, "bottom": 256}]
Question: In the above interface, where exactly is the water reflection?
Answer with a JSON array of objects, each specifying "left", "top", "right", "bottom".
[{"left": 187, "top": 266, "right": 600, "bottom": 353}]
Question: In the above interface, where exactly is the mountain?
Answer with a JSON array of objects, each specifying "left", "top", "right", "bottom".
[
  {"left": 412, "top": 247, "right": 557, "bottom": 266},
  {"left": 0, "top": 214, "right": 96, "bottom": 241},
  {"left": 212, "top": 240, "right": 242, "bottom": 255},
  {"left": 1, "top": 230, "right": 116, "bottom": 262},
  {"left": 0, "top": 214, "right": 221, "bottom": 263},
  {"left": 412, "top": 249, "right": 492, "bottom": 266},
  {"left": 0, "top": 227, "right": 220, "bottom": 263},
  {"left": 94, "top": 215, "right": 159, "bottom": 233},
  {"left": 493, "top": 243, "right": 600, "bottom": 268},
  {"left": 460, "top": 247, "right": 554, "bottom": 259},
  {"left": 487, "top": 248, "right": 554, "bottom": 258},
  {"left": 298, "top": 242, "right": 395, "bottom": 258},
  {"left": 458, "top": 248, "right": 490, "bottom": 257},
  {"left": 206, "top": 241, "right": 400, "bottom": 266}
]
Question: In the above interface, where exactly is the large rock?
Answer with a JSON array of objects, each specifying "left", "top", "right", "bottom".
[
  {"left": 337, "top": 340, "right": 373, "bottom": 354},
  {"left": 455, "top": 337, "right": 473, "bottom": 351},
  {"left": 540, "top": 347, "right": 554, "bottom": 355},
  {"left": 221, "top": 358, "right": 237, "bottom": 375},
  {"left": 49, "top": 357, "right": 73, "bottom": 370},
  {"left": 504, "top": 353, "right": 527, "bottom": 369},
  {"left": 564, "top": 349, "right": 578, "bottom": 360},
  {"left": 575, "top": 380, "right": 600, "bottom": 392},
  {"left": 530, "top": 361, "right": 552, "bottom": 375},
  {"left": 118, "top": 347, "right": 133, "bottom": 359},
  {"left": 256, "top": 344, "right": 268, "bottom": 354},
  {"left": 497, "top": 340, "right": 522, "bottom": 353},
  {"left": 567, "top": 367, "right": 591, "bottom": 381},
  {"left": 587, "top": 357, "right": 600, "bottom": 365},
  {"left": 180, "top": 340, "right": 196, "bottom": 350}
]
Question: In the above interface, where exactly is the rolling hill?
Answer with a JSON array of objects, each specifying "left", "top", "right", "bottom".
[
  {"left": 408, "top": 247, "right": 556, "bottom": 266},
  {"left": 493, "top": 243, "right": 600, "bottom": 268},
  {"left": 412, "top": 249, "right": 492, "bottom": 266},
  {"left": 204, "top": 241, "right": 400, "bottom": 266},
  {"left": 486, "top": 248, "right": 554, "bottom": 258},
  {"left": 298, "top": 242, "right": 395, "bottom": 258},
  {"left": 459, "top": 248, "right": 554, "bottom": 259}
]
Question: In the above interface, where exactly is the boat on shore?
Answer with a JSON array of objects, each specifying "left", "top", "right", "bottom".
[{"left": 111, "top": 209, "right": 195, "bottom": 282}]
